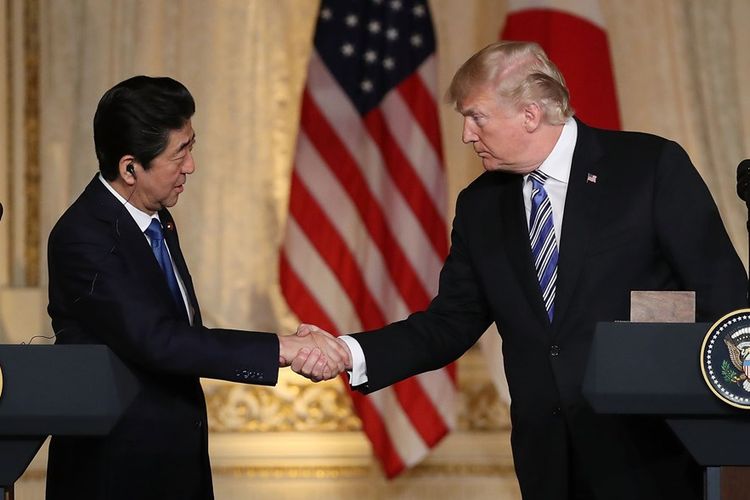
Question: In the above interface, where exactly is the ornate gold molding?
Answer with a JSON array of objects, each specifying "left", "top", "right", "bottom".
[
  {"left": 204, "top": 377, "right": 362, "bottom": 433},
  {"left": 213, "top": 465, "right": 371, "bottom": 479},
  {"left": 204, "top": 359, "right": 509, "bottom": 433},
  {"left": 396, "top": 462, "right": 515, "bottom": 478},
  {"left": 22, "top": 463, "right": 515, "bottom": 481},
  {"left": 458, "top": 376, "right": 511, "bottom": 431},
  {"left": 212, "top": 462, "right": 514, "bottom": 479}
]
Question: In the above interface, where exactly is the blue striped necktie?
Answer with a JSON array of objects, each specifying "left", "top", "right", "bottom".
[
  {"left": 528, "top": 171, "right": 558, "bottom": 321},
  {"left": 145, "top": 219, "right": 184, "bottom": 313}
]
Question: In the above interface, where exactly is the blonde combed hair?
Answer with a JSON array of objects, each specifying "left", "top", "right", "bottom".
[{"left": 447, "top": 41, "right": 573, "bottom": 125}]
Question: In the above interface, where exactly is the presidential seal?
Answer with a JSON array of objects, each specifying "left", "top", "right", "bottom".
[{"left": 701, "top": 309, "right": 750, "bottom": 409}]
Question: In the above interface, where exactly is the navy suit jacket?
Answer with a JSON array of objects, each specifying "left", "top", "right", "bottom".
[
  {"left": 351, "top": 121, "right": 747, "bottom": 499},
  {"left": 46, "top": 175, "right": 279, "bottom": 500}
]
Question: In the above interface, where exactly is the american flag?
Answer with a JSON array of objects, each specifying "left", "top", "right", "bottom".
[{"left": 279, "top": 0, "right": 455, "bottom": 478}]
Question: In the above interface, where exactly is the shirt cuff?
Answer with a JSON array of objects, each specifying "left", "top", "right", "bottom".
[{"left": 339, "top": 335, "right": 368, "bottom": 386}]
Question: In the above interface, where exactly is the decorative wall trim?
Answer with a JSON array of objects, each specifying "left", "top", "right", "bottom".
[
  {"left": 203, "top": 369, "right": 509, "bottom": 434},
  {"left": 213, "top": 465, "right": 372, "bottom": 479},
  {"left": 5, "top": 0, "right": 15, "bottom": 284},
  {"left": 23, "top": 0, "right": 40, "bottom": 286},
  {"left": 211, "top": 463, "right": 515, "bottom": 479}
]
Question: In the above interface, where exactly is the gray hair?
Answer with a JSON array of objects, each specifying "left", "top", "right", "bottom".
[{"left": 446, "top": 41, "right": 573, "bottom": 125}]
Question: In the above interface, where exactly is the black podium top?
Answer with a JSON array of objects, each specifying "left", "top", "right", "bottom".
[
  {"left": 0, "top": 344, "right": 139, "bottom": 435},
  {"left": 582, "top": 322, "right": 748, "bottom": 416},
  {"left": 583, "top": 322, "right": 750, "bottom": 466},
  {"left": 0, "top": 344, "right": 139, "bottom": 486}
]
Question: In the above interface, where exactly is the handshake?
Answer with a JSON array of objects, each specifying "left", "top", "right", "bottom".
[{"left": 278, "top": 324, "right": 352, "bottom": 382}]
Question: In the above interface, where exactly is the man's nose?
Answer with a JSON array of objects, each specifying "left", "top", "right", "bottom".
[
  {"left": 183, "top": 152, "right": 196, "bottom": 174},
  {"left": 462, "top": 119, "right": 477, "bottom": 144}
]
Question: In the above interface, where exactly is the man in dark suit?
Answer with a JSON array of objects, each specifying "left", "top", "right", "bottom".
[
  {"left": 292, "top": 42, "right": 747, "bottom": 499},
  {"left": 46, "top": 76, "right": 347, "bottom": 500}
]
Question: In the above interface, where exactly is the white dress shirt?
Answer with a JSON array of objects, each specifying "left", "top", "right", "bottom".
[
  {"left": 522, "top": 118, "right": 576, "bottom": 243},
  {"left": 99, "top": 174, "right": 194, "bottom": 324},
  {"left": 342, "top": 118, "right": 578, "bottom": 385}
]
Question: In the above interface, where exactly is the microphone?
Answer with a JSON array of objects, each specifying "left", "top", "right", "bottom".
[{"left": 736, "top": 159, "right": 750, "bottom": 204}]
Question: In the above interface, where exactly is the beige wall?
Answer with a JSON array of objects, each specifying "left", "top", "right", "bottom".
[
  {"left": 4, "top": 1, "right": 750, "bottom": 498},
  {"left": 3, "top": 0, "right": 748, "bottom": 332}
]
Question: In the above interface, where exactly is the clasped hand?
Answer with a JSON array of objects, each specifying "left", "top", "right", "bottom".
[{"left": 278, "top": 324, "right": 351, "bottom": 381}]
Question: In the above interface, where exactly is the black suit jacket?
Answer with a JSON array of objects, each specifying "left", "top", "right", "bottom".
[
  {"left": 46, "top": 175, "right": 280, "bottom": 500},
  {"left": 351, "top": 121, "right": 747, "bottom": 499}
]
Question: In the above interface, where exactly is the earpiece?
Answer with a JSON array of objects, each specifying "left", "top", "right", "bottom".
[{"left": 126, "top": 163, "right": 136, "bottom": 178}]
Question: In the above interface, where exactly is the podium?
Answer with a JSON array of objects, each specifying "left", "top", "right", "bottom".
[
  {"left": 0, "top": 345, "right": 139, "bottom": 499},
  {"left": 583, "top": 322, "right": 750, "bottom": 500}
]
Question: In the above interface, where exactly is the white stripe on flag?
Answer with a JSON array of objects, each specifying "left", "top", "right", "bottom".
[
  {"left": 417, "top": 54, "right": 438, "bottom": 100},
  {"left": 294, "top": 132, "right": 411, "bottom": 323},
  {"left": 306, "top": 52, "right": 443, "bottom": 295},
  {"left": 283, "top": 2, "right": 454, "bottom": 477},
  {"left": 283, "top": 219, "right": 363, "bottom": 332},
  {"left": 381, "top": 85, "right": 447, "bottom": 217},
  {"left": 417, "top": 369, "right": 458, "bottom": 428},
  {"left": 368, "top": 388, "right": 430, "bottom": 467}
]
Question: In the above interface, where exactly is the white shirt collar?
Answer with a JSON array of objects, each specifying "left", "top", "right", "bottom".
[
  {"left": 535, "top": 117, "right": 577, "bottom": 183},
  {"left": 98, "top": 173, "right": 159, "bottom": 232}
]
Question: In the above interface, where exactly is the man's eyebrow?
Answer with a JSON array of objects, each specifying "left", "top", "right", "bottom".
[
  {"left": 174, "top": 133, "right": 196, "bottom": 154},
  {"left": 457, "top": 105, "right": 476, "bottom": 116}
]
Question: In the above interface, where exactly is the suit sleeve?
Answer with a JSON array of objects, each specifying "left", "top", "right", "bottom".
[
  {"left": 48, "top": 222, "right": 280, "bottom": 386},
  {"left": 653, "top": 141, "right": 747, "bottom": 320},
  {"left": 350, "top": 190, "right": 493, "bottom": 393}
]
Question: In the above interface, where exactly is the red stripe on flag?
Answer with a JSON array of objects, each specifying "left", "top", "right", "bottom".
[
  {"left": 397, "top": 73, "right": 445, "bottom": 164},
  {"left": 288, "top": 172, "right": 386, "bottom": 328},
  {"left": 392, "top": 379, "right": 449, "bottom": 447},
  {"left": 290, "top": 153, "right": 451, "bottom": 450},
  {"left": 279, "top": 253, "right": 338, "bottom": 335},
  {"left": 282, "top": 3, "right": 454, "bottom": 477},
  {"left": 443, "top": 361, "right": 457, "bottom": 381},
  {"left": 363, "top": 108, "right": 448, "bottom": 262},
  {"left": 300, "top": 89, "right": 431, "bottom": 311},
  {"left": 350, "top": 392, "right": 406, "bottom": 478},
  {"left": 501, "top": 8, "right": 620, "bottom": 130}
]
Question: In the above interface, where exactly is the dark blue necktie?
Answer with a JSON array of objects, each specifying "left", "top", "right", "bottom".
[
  {"left": 528, "top": 170, "right": 558, "bottom": 321},
  {"left": 145, "top": 219, "right": 184, "bottom": 312}
]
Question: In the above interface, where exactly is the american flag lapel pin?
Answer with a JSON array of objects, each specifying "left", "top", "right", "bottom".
[{"left": 586, "top": 173, "right": 598, "bottom": 184}]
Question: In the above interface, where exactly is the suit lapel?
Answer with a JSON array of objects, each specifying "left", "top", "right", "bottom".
[
  {"left": 83, "top": 176, "right": 197, "bottom": 324},
  {"left": 160, "top": 209, "right": 202, "bottom": 326},
  {"left": 498, "top": 175, "right": 551, "bottom": 326},
  {"left": 552, "top": 121, "right": 604, "bottom": 334},
  {"left": 85, "top": 176, "right": 164, "bottom": 289}
]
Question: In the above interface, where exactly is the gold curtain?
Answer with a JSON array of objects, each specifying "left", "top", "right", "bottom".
[
  {"left": 32, "top": 0, "right": 750, "bottom": 335},
  {"left": 6, "top": 1, "right": 750, "bottom": 498},
  {"left": 35, "top": 0, "right": 504, "bottom": 333}
]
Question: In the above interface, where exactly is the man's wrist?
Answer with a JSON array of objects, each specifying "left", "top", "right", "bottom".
[{"left": 338, "top": 335, "right": 368, "bottom": 385}]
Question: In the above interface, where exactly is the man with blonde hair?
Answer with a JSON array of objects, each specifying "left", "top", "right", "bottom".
[{"left": 294, "top": 41, "right": 746, "bottom": 499}]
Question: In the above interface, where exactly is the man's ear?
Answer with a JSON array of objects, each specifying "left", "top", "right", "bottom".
[
  {"left": 117, "top": 156, "right": 137, "bottom": 186},
  {"left": 522, "top": 102, "right": 543, "bottom": 132}
]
